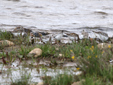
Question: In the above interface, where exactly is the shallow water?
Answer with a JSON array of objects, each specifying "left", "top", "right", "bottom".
[
  {"left": 0, "top": 0, "right": 113, "bottom": 35},
  {"left": 0, "top": 60, "right": 80, "bottom": 85}
]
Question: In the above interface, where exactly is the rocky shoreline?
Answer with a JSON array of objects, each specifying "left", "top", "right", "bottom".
[
  {"left": 0, "top": 26, "right": 113, "bottom": 85},
  {"left": 1, "top": 26, "right": 113, "bottom": 45}
]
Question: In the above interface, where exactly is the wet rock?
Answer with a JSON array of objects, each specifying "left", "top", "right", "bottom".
[
  {"left": 0, "top": 40, "right": 14, "bottom": 46},
  {"left": 97, "top": 43, "right": 112, "bottom": 49},
  {"left": 27, "top": 48, "right": 42, "bottom": 57},
  {"left": 89, "top": 31, "right": 108, "bottom": 42},
  {"left": 93, "top": 31, "right": 108, "bottom": 37},
  {"left": 39, "top": 32, "right": 49, "bottom": 36}
]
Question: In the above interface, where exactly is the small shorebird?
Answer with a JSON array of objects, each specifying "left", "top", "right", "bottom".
[
  {"left": 29, "top": 32, "right": 45, "bottom": 44},
  {"left": 13, "top": 26, "right": 32, "bottom": 37},
  {"left": 29, "top": 32, "right": 35, "bottom": 44},
  {"left": 81, "top": 30, "right": 89, "bottom": 38},
  {"left": 54, "top": 30, "right": 64, "bottom": 44},
  {"left": 13, "top": 26, "right": 32, "bottom": 34},
  {"left": 68, "top": 33, "right": 80, "bottom": 42}
]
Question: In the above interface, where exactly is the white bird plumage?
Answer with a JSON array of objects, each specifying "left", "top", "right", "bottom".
[
  {"left": 54, "top": 30, "right": 64, "bottom": 44},
  {"left": 54, "top": 30, "right": 63, "bottom": 40}
]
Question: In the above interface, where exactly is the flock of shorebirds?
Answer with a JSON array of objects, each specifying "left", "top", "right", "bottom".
[{"left": 11, "top": 26, "right": 110, "bottom": 44}]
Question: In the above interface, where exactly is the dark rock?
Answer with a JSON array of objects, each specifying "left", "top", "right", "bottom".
[{"left": 39, "top": 32, "right": 49, "bottom": 36}]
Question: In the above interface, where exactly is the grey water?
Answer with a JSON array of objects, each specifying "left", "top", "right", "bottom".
[{"left": 0, "top": 0, "right": 113, "bottom": 37}]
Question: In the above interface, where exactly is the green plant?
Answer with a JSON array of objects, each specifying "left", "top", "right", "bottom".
[
  {"left": 38, "top": 44, "right": 56, "bottom": 57},
  {"left": 0, "top": 30, "right": 14, "bottom": 40},
  {"left": 82, "top": 75, "right": 103, "bottom": 85},
  {"left": 43, "top": 72, "right": 73, "bottom": 85},
  {"left": 18, "top": 46, "right": 32, "bottom": 58}
]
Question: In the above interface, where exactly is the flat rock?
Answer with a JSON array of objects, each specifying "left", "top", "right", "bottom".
[
  {"left": 0, "top": 40, "right": 14, "bottom": 46},
  {"left": 27, "top": 48, "right": 42, "bottom": 57}
]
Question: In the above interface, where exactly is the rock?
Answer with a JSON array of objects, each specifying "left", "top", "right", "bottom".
[
  {"left": 0, "top": 40, "right": 14, "bottom": 46},
  {"left": 93, "top": 31, "right": 108, "bottom": 37},
  {"left": 37, "top": 82, "right": 44, "bottom": 85},
  {"left": 75, "top": 71, "right": 82, "bottom": 76},
  {"left": 97, "top": 43, "right": 112, "bottom": 49},
  {"left": 72, "top": 81, "right": 81, "bottom": 85},
  {"left": 39, "top": 32, "right": 49, "bottom": 36},
  {"left": 59, "top": 53, "right": 63, "bottom": 57},
  {"left": 72, "top": 79, "right": 85, "bottom": 85},
  {"left": 89, "top": 31, "right": 108, "bottom": 42},
  {"left": 27, "top": 48, "right": 42, "bottom": 57}
]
